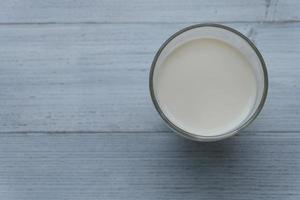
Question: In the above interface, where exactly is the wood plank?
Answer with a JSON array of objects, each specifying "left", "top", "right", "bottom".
[
  {"left": 0, "top": 132, "right": 298, "bottom": 199},
  {"left": 0, "top": 0, "right": 299, "bottom": 23},
  {"left": 0, "top": 23, "right": 299, "bottom": 132}
]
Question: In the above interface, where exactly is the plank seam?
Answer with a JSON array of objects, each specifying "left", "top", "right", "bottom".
[
  {"left": 0, "top": 20, "right": 299, "bottom": 26},
  {"left": 0, "top": 131, "right": 298, "bottom": 134}
]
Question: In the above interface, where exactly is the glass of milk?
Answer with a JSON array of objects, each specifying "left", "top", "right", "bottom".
[{"left": 149, "top": 24, "right": 268, "bottom": 142}]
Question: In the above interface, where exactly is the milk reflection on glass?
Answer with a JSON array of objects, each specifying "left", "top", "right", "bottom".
[{"left": 150, "top": 25, "right": 268, "bottom": 141}]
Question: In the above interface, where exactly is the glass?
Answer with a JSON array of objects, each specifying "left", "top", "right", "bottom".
[{"left": 149, "top": 24, "right": 268, "bottom": 142}]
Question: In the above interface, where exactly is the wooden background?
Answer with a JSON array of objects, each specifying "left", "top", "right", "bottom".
[{"left": 0, "top": 0, "right": 299, "bottom": 199}]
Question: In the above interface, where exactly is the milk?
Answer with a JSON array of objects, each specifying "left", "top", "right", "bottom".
[{"left": 154, "top": 38, "right": 257, "bottom": 136}]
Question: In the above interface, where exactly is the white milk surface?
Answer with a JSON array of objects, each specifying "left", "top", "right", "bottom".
[{"left": 154, "top": 38, "right": 257, "bottom": 136}]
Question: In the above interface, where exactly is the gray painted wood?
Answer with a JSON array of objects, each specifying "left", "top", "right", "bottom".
[
  {"left": 0, "top": 132, "right": 298, "bottom": 200},
  {"left": 0, "top": 23, "right": 299, "bottom": 132},
  {"left": 0, "top": 0, "right": 299, "bottom": 23},
  {"left": 0, "top": 1, "right": 299, "bottom": 199}
]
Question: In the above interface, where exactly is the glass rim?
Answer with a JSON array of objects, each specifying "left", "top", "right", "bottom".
[{"left": 149, "top": 23, "right": 269, "bottom": 142}]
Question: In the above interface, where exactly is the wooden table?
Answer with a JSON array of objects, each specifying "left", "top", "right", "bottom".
[{"left": 0, "top": 1, "right": 299, "bottom": 199}]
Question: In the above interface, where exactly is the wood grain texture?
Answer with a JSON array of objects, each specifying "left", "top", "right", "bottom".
[
  {"left": 0, "top": 23, "right": 299, "bottom": 132},
  {"left": 0, "top": 1, "right": 299, "bottom": 199},
  {"left": 0, "top": 0, "right": 299, "bottom": 23},
  {"left": 0, "top": 132, "right": 298, "bottom": 200}
]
